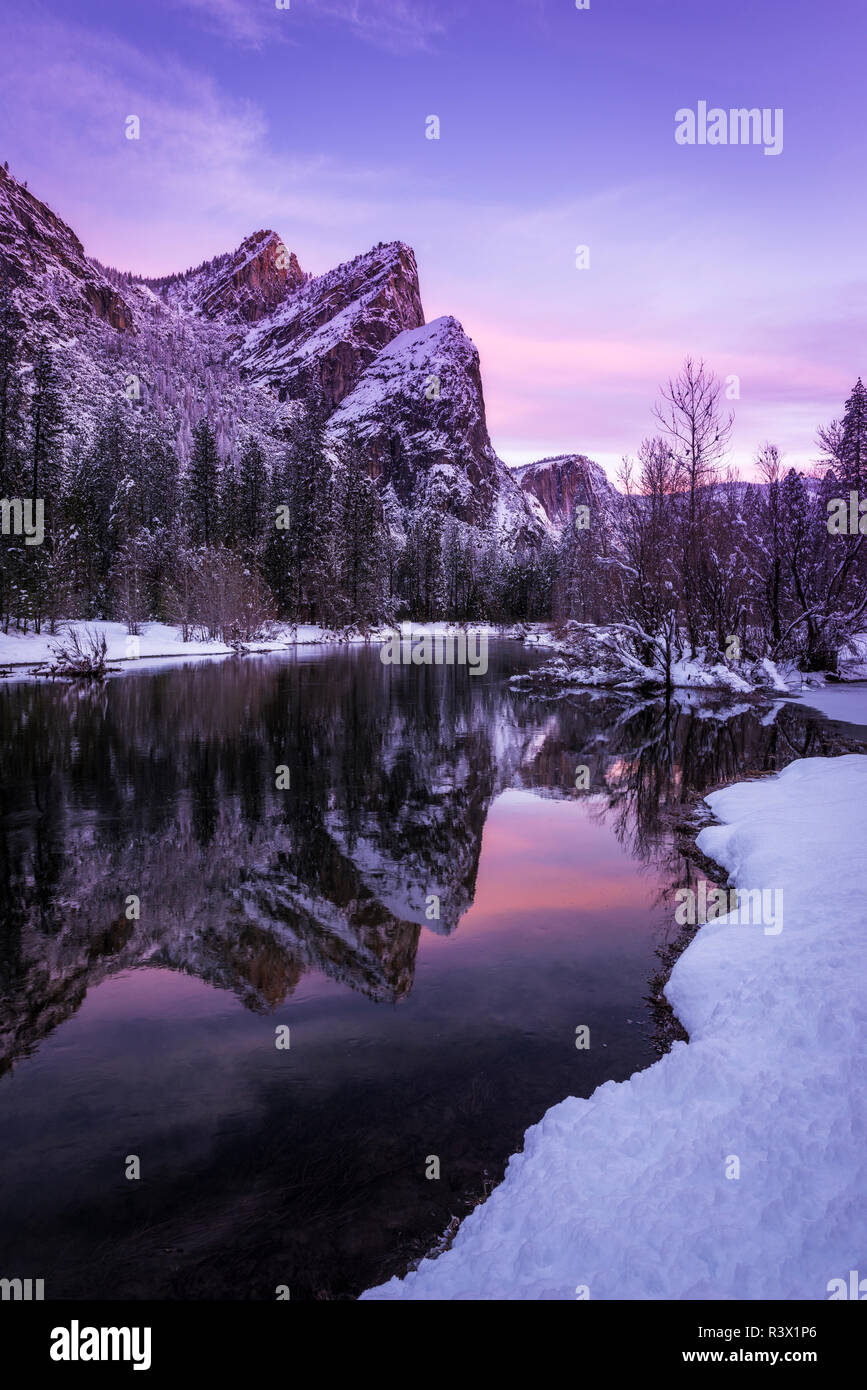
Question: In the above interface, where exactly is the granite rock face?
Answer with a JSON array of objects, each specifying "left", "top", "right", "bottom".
[
  {"left": 328, "top": 316, "right": 539, "bottom": 532},
  {"left": 238, "top": 240, "right": 426, "bottom": 411},
  {"left": 0, "top": 163, "right": 135, "bottom": 333},
  {"left": 0, "top": 164, "right": 592, "bottom": 539},
  {"left": 154, "top": 229, "right": 307, "bottom": 325},
  {"left": 514, "top": 455, "right": 620, "bottom": 531}
]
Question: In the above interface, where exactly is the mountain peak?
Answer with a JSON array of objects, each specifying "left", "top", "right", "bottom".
[
  {"left": 515, "top": 454, "right": 615, "bottom": 530},
  {"left": 240, "top": 237, "right": 425, "bottom": 409},
  {"left": 142, "top": 228, "right": 306, "bottom": 324},
  {"left": 0, "top": 164, "right": 557, "bottom": 544}
]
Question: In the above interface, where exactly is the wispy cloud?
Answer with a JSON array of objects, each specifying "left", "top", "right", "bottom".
[
  {"left": 0, "top": 3, "right": 861, "bottom": 477},
  {"left": 309, "top": 0, "right": 447, "bottom": 53},
  {"left": 170, "top": 0, "right": 448, "bottom": 54},
  {"left": 169, "top": 0, "right": 288, "bottom": 49},
  {"left": 0, "top": 12, "right": 401, "bottom": 271}
]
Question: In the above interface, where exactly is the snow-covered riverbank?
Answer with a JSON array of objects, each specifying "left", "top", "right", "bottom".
[
  {"left": 0, "top": 620, "right": 501, "bottom": 677},
  {"left": 511, "top": 622, "right": 792, "bottom": 696},
  {"left": 363, "top": 754, "right": 867, "bottom": 1300}
]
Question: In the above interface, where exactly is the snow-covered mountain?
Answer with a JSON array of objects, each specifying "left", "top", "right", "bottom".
[
  {"left": 0, "top": 164, "right": 557, "bottom": 541},
  {"left": 513, "top": 454, "right": 623, "bottom": 533},
  {"left": 239, "top": 239, "right": 424, "bottom": 407},
  {"left": 328, "top": 316, "right": 547, "bottom": 534},
  {"left": 147, "top": 228, "right": 307, "bottom": 325}
]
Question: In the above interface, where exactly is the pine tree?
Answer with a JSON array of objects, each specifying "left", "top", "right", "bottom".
[
  {"left": 415, "top": 499, "right": 445, "bottom": 620},
  {"left": 443, "top": 517, "right": 465, "bottom": 617},
  {"left": 840, "top": 378, "right": 867, "bottom": 490},
  {"left": 267, "top": 397, "right": 335, "bottom": 622},
  {"left": 112, "top": 532, "right": 151, "bottom": 634},
  {"left": 236, "top": 435, "right": 268, "bottom": 554},
  {"left": 379, "top": 482, "right": 403, "bottom": 610},
  {"left": 0, "top": 278, "right": 25, "bottom": 630},
  {"left": 337, "top": 429, "right": 386, "bottom": 625},
  {"left": 0, "top": 277, "right": 24, "bottom": 498},
  {"left": 186, "top": 416, "right": 220, "bottom": 549},
  {"left": 400, "top": 499, "right": 447, "bottom": 619},
  {"left": 65, "top": 417, "right": 124, "bottom": 616},
  {"left": 219, "top": 454, "right": 240, "bottom": 551},
  {"left": 263, "top": 443, "right": 293, "bottom": 615},
  {"left": 20, "top": 342, "right": 64, "bottom": 630},
  {"left": 29, "top": 341, "right": 64, "bottom": 507},
  {"left": 136, "top": 416, "right": 180, "bottom": 534},
  {"left": 300, "top": 399, "right": 335, "bottom": 623}
]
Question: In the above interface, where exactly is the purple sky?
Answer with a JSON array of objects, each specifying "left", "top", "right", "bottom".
[{"left": 0, "top": 0, "right": 864, "bottom": 477}]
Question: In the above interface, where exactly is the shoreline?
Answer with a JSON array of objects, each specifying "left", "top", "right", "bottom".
[
  {"left": 2, "top": 619, "right": 861, "bottom": 699},
  {"left": 362, "top": 753, "right": 867, "bottom": 1300},
  {"left": 0, "top": 620, "right": 506, "bottom": 681}
]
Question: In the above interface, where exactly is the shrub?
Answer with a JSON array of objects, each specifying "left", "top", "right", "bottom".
[
  {"left": 46, "top": 626, "right": 109, "bottom": 679},
  {"left": 166, "top": 547, "right": 277, "bottom": 646}
]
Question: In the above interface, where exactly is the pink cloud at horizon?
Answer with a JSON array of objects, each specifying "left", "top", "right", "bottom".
[{"left": 465, "top": 319, "right": 854, "bottom": 477}]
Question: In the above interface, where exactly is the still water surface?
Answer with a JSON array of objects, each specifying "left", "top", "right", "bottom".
[{"left": 0, "top": 642, "right": 863, "bottom": 1298}]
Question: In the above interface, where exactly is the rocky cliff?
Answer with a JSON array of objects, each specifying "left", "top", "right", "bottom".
[
  {"left": 0, "top": 162, "right": 582, "bottom": 540},
  {"left": 328, "top": 316, "right": 541, "bottom": 532},
  {"left": 150, "top": 228, "right": 307, "bottom": 325},
  {"left": 239, "top": 239, "right": 425, "bottom": 411},
  {"left": 0, "top": 162, "right": 135, "bottom": 333},
  {"left": 514, "top": 454, "right": 620, "bottom": 532}
]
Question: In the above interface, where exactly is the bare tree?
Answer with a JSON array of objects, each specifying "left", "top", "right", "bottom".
[
  {"left": 616, "top": 439, "right": 683, "bottom": 690},
  {"left": 652, "top": 356, "right": 733, "bottom": 500},
  {"left": 652, "top": 358, "right": 734, "bottom": 650},
  {"left": 166, "top": 546, "right": 276, "bottom": 646},
  {"left": 47, "top": 626, "right": 109, "bottom": 679}
]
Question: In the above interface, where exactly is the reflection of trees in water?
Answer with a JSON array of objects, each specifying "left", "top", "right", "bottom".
[
  {"left": 519, "top": 688, "right": 864, "bottom": 1049},
  {"left": 0, "top": 654, "right": 863, "bottom": 1074},
  {"left": 521, "top": 690, "right": 861, "bottom": 865}
]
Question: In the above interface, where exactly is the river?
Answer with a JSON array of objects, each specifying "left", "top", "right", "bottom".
[{"left": 0, "top": 641, "right": 864, "bottom": 1298}]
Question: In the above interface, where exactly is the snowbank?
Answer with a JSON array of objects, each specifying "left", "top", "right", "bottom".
[
  {"left": 363, "top": 755, "right": 867, "bottom": 1300},
  {"left": 509, "top": 624, "right": 789, "bottom": 696}
]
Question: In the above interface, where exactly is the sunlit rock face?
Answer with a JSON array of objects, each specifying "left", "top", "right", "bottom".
[
  {"left": 155, "top": 229, "right": 307, "bottom": 325},
  {"left": 513, "top": 455, "right": 622, "bottom": 533},
  {"left": 238, "top": 240, "right": 425, "bottom": 409},
  {"left": 327, "top": 316, "right": 539, "bottom": 531}
]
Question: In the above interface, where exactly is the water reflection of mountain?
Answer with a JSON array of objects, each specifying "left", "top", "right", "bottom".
[{"left": 0, "top": 650, "right": 860, "bottom": 1074}]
